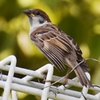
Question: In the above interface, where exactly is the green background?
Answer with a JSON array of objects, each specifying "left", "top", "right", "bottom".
[{"left": 0, "top": 0, "right": 100, "bottom": 99}]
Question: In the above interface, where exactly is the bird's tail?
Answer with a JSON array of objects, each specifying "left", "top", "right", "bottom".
[{"left": 74, "top": 66, "right": 93, "bottom": 87}]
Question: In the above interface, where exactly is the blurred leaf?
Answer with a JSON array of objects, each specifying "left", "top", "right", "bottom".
[
  {"left": 0, "top": 0, "right": 22, "bottom": 21},
  {"left": 89, "top": 35, "right": 100, "bottom": 58},
  {"left": 41, "top": 0, "right": 61, "bottom": 9},
  {"left": 0, "top": 31, "right": 16, "bottom": 51}
]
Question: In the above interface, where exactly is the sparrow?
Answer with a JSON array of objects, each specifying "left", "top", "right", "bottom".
[{"left": 23, "top": 9, "right": 92, "bottom": 87}]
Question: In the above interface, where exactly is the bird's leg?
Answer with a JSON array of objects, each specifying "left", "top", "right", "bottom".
[
  {"left": 42, "top": 72, "right": 47, "bottom": 83},
  {"left": 43, "top": 72, "right": 52, "bottom": 83},
  {"left": 63, "top": 68, "right": 71, "bottom": 85}
]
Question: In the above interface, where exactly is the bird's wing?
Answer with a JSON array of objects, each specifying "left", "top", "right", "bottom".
[{"left": 30, "top": 24, "right": 88, "bottom": 71}]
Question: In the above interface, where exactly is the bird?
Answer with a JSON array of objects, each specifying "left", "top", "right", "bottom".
[{"left": 23, "top": 9, "right": 92, "bottom": 87}]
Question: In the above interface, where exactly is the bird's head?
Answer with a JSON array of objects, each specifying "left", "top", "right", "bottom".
[{"left": 23, "top": 9, "right": 51, "bottom": 27}]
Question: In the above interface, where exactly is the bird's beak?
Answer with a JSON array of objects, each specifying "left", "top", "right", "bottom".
[{"left": 23, "top": 10, "right": 34, "bottom": 17}]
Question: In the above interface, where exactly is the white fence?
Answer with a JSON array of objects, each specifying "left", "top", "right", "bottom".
[{"left": 0, "top": 55, "right": 100, "bottom": 100}]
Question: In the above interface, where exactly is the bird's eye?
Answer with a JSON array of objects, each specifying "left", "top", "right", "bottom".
[{"left": 35, "top": 11, "right": 40, "bottom": 15}]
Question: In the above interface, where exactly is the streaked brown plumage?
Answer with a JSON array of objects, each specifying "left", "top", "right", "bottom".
[{"left": 23, "top": 9, "right": 92, "bottom": 87}]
